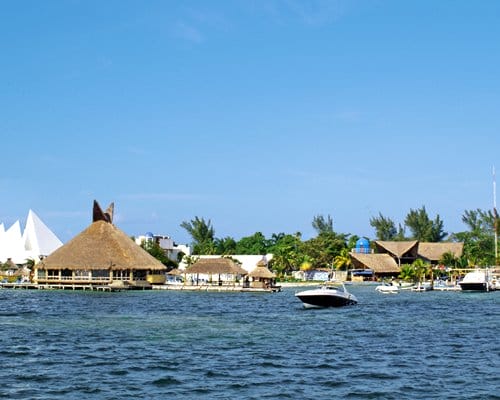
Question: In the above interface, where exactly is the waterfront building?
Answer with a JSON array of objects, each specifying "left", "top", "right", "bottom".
[
  {"left": 350, "top": 240, "right": 464, "bottom": 280},
  {"left": 179, "top": 254, "right": 274, "bottom": 273},
  {"left": 247, "top": 258, "right": 277, "bottom": 289},
  {"left": 34, "top": 201, "right": 166, "bottom": 288},
  {"left": 184, "top": 257, "right": 248, "bottom": 285},
  {"left": 135, "top": 232, "right": 191, "bottom": 262}
]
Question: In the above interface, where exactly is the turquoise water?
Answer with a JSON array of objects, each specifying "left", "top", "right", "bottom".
[{"left": 0, "top": 286, "right": 498, "bottom": 399}]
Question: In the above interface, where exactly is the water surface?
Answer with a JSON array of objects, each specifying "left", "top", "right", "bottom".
[{"left": 0, "top": 286, "right": 498, "bottom": 399}]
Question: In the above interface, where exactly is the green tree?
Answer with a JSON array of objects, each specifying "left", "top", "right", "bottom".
[
  {"left": 214, "top": 237, "right": 237, "bottom": 255},
  {"left": 141, "top": 240, "right": 176, "bottom": 268},
  {"left": 269, "top": 241, "right": 299, "bottom": 278},
  {"left": 398, "top": 264, "right": 415, "bottom": 282},
  {"left": 333, "top": 247, "right": 352, "bottom": 271},
  {"left": 235, "top": 232, "right": 270, "bottom": 255},
  {"left": 302, "top": 231, "right": 348, "bottom": 270},
  {"left": 404, "top": 206, "right": 447, "bottom": 242},
  {"left": 438, "top": 251, "right": 458, "bottom": 267},
  {"left": 451, "top": 208, "right": 496, "bottom": 266},
  {"left": 412, "top": 258, "right": 431, "bottom": 283},
  {"left": 180, "top": 217, "right": 216, "bottom": 254},
  {"left": 370, "top": 213, "right": 397, "bottom": 241},
  {"left": 312, "top": 214, "right": 334, "bottom": 235}
]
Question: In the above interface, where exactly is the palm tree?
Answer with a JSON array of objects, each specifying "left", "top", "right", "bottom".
[
  {"left": 398, "top": 264, "right": 415, "bottom": 282},
  {"left": 333, "top": 248, "right": 352, "bottom": 271},
  {"left": 412, "top": 258, "right": 431, "bottom": 284},
  {"left": 439, "top": 251, "right": 457, "bottom": 268}
]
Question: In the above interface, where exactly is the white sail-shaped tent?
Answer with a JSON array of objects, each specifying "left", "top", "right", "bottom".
[
  {"left": 0, "top": 210, "right": 62, "bottom": 265},
  {"left": 23, "top": 210, "right": 63, "bottom": 263},
  {"left": 0, "top": 221, "right": 25, "bottom": 264}
]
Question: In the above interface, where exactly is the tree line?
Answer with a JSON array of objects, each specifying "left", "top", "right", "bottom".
[{"left": 176, "top": 206, "right": 499, "bottom": 273}]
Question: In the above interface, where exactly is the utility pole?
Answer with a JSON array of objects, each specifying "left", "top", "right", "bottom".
[{"left": 494, "top": 166, "right": 498, "bottom": 265}]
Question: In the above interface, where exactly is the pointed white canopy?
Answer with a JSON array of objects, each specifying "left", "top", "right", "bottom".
[
  {"left": 0, "top": 220, "right": 26, "bottom": 264},
  {"left": 23, "top": 210, "right": 63, "bottom": 262},
  {"left": 0, "top": 210, "right": 63, "bottom": 264}
]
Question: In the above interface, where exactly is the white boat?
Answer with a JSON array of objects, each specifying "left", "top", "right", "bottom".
[
  {"left": 375, "top": 282, "right": 400, "bottom": 294},
  {"left": 295, "top": 281, "right": 358, "bottom": 308},
  {"left": 459, "top": 270, "right": 496, "bottom": 291},
  {"left": 433, "top": 281, "right": 461, "bottom": 291},
  {"left": 411, "top": 282, "right": 432, "bottom": 292}
]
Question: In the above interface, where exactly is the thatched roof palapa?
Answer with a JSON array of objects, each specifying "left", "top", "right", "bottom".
[
  {"left": 185, "top": 258, "right": 247, "bottom": 275},
  {"left": 39, "top": 201, "right": 166, "bottom": 271},
  {"left": 374, "top": 241, "right": 419, "bottom": 258},
  {"left": 248, "top": 258, "right": 276, "bottom": 279},
  {"left": 417, "top": 242, "right": 464, "bottom": 262},
  {"left": 350, "top": 253, "right": 400, "bottom": 274}
]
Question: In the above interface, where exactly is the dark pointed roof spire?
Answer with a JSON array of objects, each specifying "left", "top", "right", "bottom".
[{"left": 93, "top": 200, "right": 114, "bottom": 223}]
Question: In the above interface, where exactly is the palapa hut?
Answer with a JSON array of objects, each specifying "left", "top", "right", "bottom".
[
  {"left": 374, "top": 241, "right": 419, "bottom": 266},
  {"left": 350, "top": 253, "right": 400, "bottom": 279},
  {"left": 34, "top": 201, "right": 166, "bottom": 288},
  {"left": 185, "top": 257, "right": 247, "bottom": 286},
  {"left": 416, "top": 242, "right": 464, "bottom": 265},
  {"left": 247, "top": 258, "right": 276, "bottom": 289}
]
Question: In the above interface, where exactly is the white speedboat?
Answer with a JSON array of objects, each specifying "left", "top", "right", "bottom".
[
  {"left": 295, "top": 281, "right": 358, "bottom": 308},
  {"left": 459, "top": 270, "right": 495, "bottom": 291},
  {"left": 375, "top": 282, "right": 399, "bottom": 294}
]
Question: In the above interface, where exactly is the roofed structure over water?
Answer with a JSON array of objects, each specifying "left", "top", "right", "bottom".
[{"left": 34, "top": 201, "right": 166, "bottom": 288}]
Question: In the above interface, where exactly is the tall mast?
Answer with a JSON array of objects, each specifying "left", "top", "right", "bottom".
[{"left": 494, "top": 166, "right": 498, "bottom": 264}]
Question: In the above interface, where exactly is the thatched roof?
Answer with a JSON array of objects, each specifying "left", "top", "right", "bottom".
[
  {"left": 248, "top": 259, "right": 276, "bottom": 278},
  {"left": 417, "top": 242, "right": 464, "bottom": 262},
  {"left": 40, "top": 219, "right": 166, "bottom": 271},
  {"left": 167, "top": 268, "right": 183, "bottom": 276},
  {"left": 374, "top": 241, "right": 418, "bottom": 258},
  {"left": 350, "top": 253, "right": 400, "bottom": 274},
  {"left": 185, "top": 258, "right": 247, "bottom": 275}
]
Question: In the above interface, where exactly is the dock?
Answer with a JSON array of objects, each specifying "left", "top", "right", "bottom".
[{"left": 0, "top": 282, "right": 281, "bottom": 293}]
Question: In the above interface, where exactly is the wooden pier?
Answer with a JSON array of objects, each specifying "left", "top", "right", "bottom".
[{"left": 0, "top": 282, "right": 281, "bottom": 293}]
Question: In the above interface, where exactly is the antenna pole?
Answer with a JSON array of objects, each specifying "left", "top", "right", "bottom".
[{"left": 494, "top": 166, "right": 498, "bottom": 264}]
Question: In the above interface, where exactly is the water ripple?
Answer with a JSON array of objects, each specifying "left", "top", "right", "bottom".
[{"left": 0, "top": 287, "right": 498, "bottom": 399}]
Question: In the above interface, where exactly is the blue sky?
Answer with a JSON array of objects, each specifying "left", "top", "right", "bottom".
[{"left": 1, "top": 0, "right": 499, "bottom": 244}]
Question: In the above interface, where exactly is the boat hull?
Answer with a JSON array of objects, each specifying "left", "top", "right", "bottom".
[
  {"left": 296, "top": 294, "right": 357, "bottom": 308},
  {"left": 295, "top": 286, "right": 358, "bottom": 308},
  {"left": 459, "top": 282, "right": 488, "bottom": 291}
]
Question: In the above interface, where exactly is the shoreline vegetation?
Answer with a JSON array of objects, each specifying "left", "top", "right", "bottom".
[
  {"left": 1, "top": 205, "right": 499, "bottom": 290},
  {"left": 174, "top": 208, "right": 499, "bottom": 284}
]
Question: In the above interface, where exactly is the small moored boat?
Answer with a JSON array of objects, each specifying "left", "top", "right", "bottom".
[
  {"left": 375, "top": 281, "right": 400, "bottom": 294},
  {"left": 459, "top": 270, "right": 496, "bottom": 292},
  {"left": 295, "top": 281, "right": 358, "bottom": 308}
]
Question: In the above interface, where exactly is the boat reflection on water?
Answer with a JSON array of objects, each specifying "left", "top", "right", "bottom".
[{"left": 295, "top": 281, "right": 358, "bottom": 308}]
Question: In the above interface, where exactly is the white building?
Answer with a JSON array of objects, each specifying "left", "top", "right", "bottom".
[
  {"left": 135, "top": 232, "right": 191, "bottom": 262},
  {"left": 0, "top": 210, "right": 63, "bottom": 265}
]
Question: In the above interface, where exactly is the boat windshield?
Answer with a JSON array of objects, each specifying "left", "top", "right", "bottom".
[{"left": 323, "top": 282, "right": 345, "bottom": 292}]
